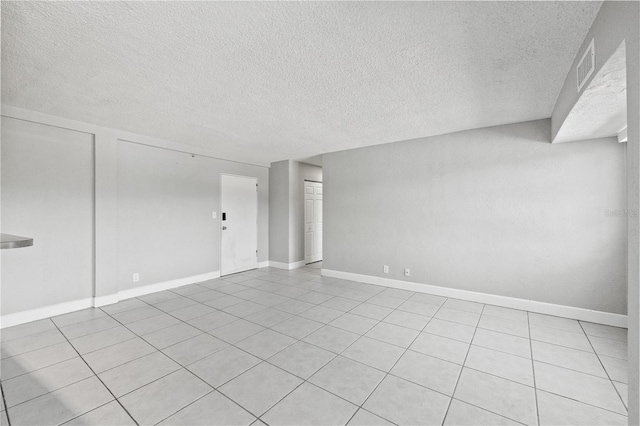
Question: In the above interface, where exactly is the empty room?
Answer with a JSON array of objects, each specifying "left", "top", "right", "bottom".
[{"left": 1, "top": 1, "right": 639, "bottom": 425}]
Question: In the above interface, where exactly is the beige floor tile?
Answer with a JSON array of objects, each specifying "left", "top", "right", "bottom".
[
  {"left": 364, "top": 375, "right": 450, "bottom": 425},
  {"left": 187, "top": 346, "right": 260, "bottom": 388},
  {"left": 309, "top": 356, "right": 385, "bottom": 405},
  {"left": 537, "top": 389, "right": 627, "bottom": 425},
  {"left": 444, "top": 399, "right": 521, "bottom": 425},
  {"left": 82, "top": 338, "right": 156, "bottom": 374},
  {"left": 162, "top": 333, "right": 228, "bottom": 365},
  {"left": 261, "top": 382, "right": 357, "bottom": 426},
  {"left": 342, "top": 336, "right": 404, "bottom": 372},
  {"left": 454, "top": 368, "right": 537, "bottom": 425},
  {"left": 391, "top": 350, "right": 461, "bottom": 395},
  {"left": 268, "top": 341, "right": 335, "bottom": 379},
  {"left": 435, "top": 307, "right": 481, "bottom": 327},
  {"left": 465, "top": 345, "right": 533, "bottom": 386},
  {"left": 8, "top": 377, "right": 113, "bottom": 426},
  {"left": 534, "top": 361, "right": 626, "bottom": 414},
  {"left": 472, "top": 328, "right": 531, "bottom": 359},
  {"left": 98, "top": 351, "right": 180, "bottom": 397},
  {"left": 424, "top": 318, "right": 476, "bottom": 343},
  {"left": 158, "top": 391, "right": 256, "bottom": 426},
  {"left": 365, "top": 322, "right": 419, "bottom": 348},
  {"left": 3, "top": 357, "right": 93, "bottom": 407},
  {"left": 531, "top": 340, "right": 606, "bottom": 377},
  {"left": 411, "top": 332, "right": 470, "bottom": 364},
  {"left": 220, "top": 362, "right": 302, "bottom": 416},
  {"left": 119, "top": 369, "right": 212, "bottom": 425},
  {"left": 347, "top": 409, "right": 394, "bottom": 426},
  {"left": 302, "top": 325, "right": 359, "bottom": 353},
  {"left": 65, "top": 400, "right": 136, "bottom": 425},
  {"left": 1, "top": 341, "right": 78, "bottom": 380}
]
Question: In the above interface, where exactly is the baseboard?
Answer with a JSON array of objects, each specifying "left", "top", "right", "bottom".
[
  {"left": 258, "top": 261, "right": 270, "bottom": 268},
  {"left": 93, "top": 294, "right": 119, "bottom": 308},
  {"left": 117, "top": 271, "right": 221, "bottom": 301},
  {"left": 269, "top": 260, "right": 306, "bottom": 270},
  {"left": 1, "top": 271, "right": 221, "bottom": 329},
  {"left": 322, "top": 269, "right": 627, "bottom": 328},
  {"left": 0, "top": 298, "right": 94, "bottom": 329}
]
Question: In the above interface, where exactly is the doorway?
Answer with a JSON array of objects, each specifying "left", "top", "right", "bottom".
[
  {"left": 304, "top": 180, "right": 323, "bottom": 264},
  {"left": 220, "top": 174, "right": 258, "bottom": 276}
]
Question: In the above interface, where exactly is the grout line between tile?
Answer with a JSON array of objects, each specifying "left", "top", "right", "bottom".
[
  {"left": 0, "top": 382, "right": 12, "bottom": 426},
  {"left": 579, "top": 320, "right": 628, "bottom": 412},
  {"left": 440, "top": 303, "right": 483, "bottom": 425},
  {"left": 527, "top": 311, "right": 541, "bottom": 426},
  {"left": 48, "top": 320, "right": 140, "bottom": 426}
]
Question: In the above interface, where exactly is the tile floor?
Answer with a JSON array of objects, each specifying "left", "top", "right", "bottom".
[{"left": 0, "top": 262, "right": 629, "bottom": 425}]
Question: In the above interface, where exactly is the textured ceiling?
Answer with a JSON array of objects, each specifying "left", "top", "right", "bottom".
[
  {"left": 553, "top": 41, "right": 627, "bottom": 143},
  {"left": 2, "top": 1, "right": 601, "bottom": 166}
]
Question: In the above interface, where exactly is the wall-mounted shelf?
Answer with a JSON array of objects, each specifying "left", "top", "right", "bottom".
[{"left": 1, "top": 234, "right": 34, "bottom": 249}]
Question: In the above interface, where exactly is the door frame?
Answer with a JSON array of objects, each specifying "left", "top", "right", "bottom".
[
  {"left": 219, "top": 173, "right": 259, "bottom": 276},
  {"left": 304, "top": 179, "right": 323, "bottom": 265}
]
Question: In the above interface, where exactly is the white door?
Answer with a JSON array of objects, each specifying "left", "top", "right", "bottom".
[
  {"left": 221, "top": 174, "right": 258, "bottom": 276},
  {"left": 304, "top": 181, "right": 323, "bottom": 264}
]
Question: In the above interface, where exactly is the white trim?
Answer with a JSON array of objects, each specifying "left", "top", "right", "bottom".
[
  {"left": 258, "top": 261, "right": 270, "bottom": 268},
  {"left": 618, "top": 127, "right": 628, "bottom": 143},
  {"left": 269, "top": 260, "right": 306, "bottom": 270},
  {"left": 118, "top": 271, "right": 220, "bottom": 301},
  {"left": 93, "top": 294, "right": 119, "bottom": 308},
  {"left": 1, "top": 105, "right": 269, "bottom": 168},
  {"left": 322, "top": 269, "right": 627, "bottom": 328},
  {"left": 0, "top": 271, "right": 221, "bottom": 328},
  {"left": 0, "top": 298, "right": 93, "bottom": 329}
]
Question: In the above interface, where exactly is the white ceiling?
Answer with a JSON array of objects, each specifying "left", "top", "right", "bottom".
[
  {"left": 553, "top": 41, "right": 627, "bottom": 144},
  {"left": 1, "top": 1, "right": 601, "bottom": 166}
]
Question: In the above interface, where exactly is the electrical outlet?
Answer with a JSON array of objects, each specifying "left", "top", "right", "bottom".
[
  {"left": 133, "top": 273, "right": 140, "bottom": 283},
  {"left": 212, "top": 212, "right": 217, "bottom": 219},
  {"left": 383, "top": 265, "right": 389, "bottom": 274},
  {"left": 404, "top": 268, "right": 410, "bottom": 277}
]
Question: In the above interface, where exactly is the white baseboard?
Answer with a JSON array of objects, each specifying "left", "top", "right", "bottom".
[
  {"left": 269, "top": 260, "right": 306, "bottom": 270},
  {"left": 0, "top": 298, "right": 94, "bottom": 329},
  {"left": 93, "top": 294, "right": 119, "bottom": 308},
  {"left": 322, "top": 269, "right": 627, "bottom": 328},
  {"left": 117, "top": 271, "right": 220, "bottom": 301},
  {"left": 1, "top": 271, "right": 221, "bottom": 329},
  {"left": 258, "top": 261, "right": 270, "bottom": 268}
]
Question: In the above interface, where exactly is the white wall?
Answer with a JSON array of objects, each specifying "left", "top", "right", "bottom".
[
  {"left": 551, "top": 2, "right": 639, "bottom": 421},
  {"left": 1, "top": 117, "right": 94, "bottom": 315},
  {"left": 289, "top": 161, "right": 322, "bottom": 264},
  {"left": 268, "top": 160, "right": 322, "bottom": 266},
  {"left": 117, "top": 141, "right": 269, "bottom": 290},
  {"left": 324, "top": 119, "right": 627, "bottom": 314},
  {"left": 0, "top": 107, "right": 269, "bottom": 324},
  {"left": 269, "top": 160, "right": 290, "bottom": 264}
]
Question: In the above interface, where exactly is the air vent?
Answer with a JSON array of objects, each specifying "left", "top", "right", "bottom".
[{"left": 577, "top": 39, "right": 595, "bottom": 92}]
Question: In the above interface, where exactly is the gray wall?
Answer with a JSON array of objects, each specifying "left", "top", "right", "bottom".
[
  {"left": 1, "top": 117, "right": 94, "bottom": 315},
  {"left": 324, "top": 119, "right": 627, "bottom": 314},
  {"left": 550, "top": 2, "right": 639, "bottom": 420},
  {"left": 269, "top": 160, "right": 290, "bottom": 264},
  {"left": 117, "top": 141, "right": 269, "bottom": 289},
  {"left": 289, "top": 161, "right": 323, "bottom": 263},
  {"left": 0, "top": 114, "right": 270, "bottom": 316},
  {"left": 269, "top": 160, "right": 322, "bottom": 265}
]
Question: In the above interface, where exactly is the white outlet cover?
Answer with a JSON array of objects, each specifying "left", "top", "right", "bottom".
[
  {"left": 212, "top": 212, "right": 217, "bottom": 219},
  {"left": 404, "top": 269, "right": 410, "bottom": 277}
]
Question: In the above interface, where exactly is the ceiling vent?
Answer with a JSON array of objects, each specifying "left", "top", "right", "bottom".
[{"left": 577, "top": 39, "right": 595, "bottom": 92}]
